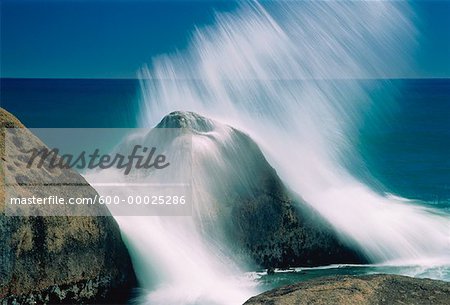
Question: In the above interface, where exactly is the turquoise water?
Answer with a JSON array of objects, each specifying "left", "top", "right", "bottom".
[
  {"left": 356, "top": 79, "right": 450, "bottom": 208},
  {"left": 251, "top": 263, "right": 450, "bottom": 291}
]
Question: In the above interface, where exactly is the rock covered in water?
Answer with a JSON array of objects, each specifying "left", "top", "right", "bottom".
[
  {"left": 0, "top": 108, "right": 136, "bottom": 304},
  {"left": 155, "top": 111, "right": 366, "bottom": 268},
  {"left": 244, "top": 274, "right": 450, "bottom": 305}
]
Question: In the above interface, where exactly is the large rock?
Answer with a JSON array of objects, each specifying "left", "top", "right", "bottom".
[
  {"left": 156, "top": 111, "right": 365, "bottom": 268},
  {"left": 244, "top": 274, "right": 450, "bottom": 305},
  {"left": 0, "top": 108, "right": 136, "bottom": 304}
]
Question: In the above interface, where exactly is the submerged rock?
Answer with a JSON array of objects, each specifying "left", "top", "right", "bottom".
[
  {"left": 244, "top": 274, "right": 450, "bottom": 305},
  {"left": 0, "top": 108, "right": 136, "bottom": 304},
  {"left": 155, "top": 111, "right": 366, "bottom": 268}
]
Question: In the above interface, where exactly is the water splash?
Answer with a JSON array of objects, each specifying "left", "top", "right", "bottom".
[
  {"left": 138, "top": 0, "right": 449, "bottom": 263},
  {"left": 89, "top": 1, "right": 450, "bottom": 304}
]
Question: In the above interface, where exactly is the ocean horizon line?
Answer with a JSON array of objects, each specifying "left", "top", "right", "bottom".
[{"left": 1, "top": 77, "right": 450, "bottom": 81}]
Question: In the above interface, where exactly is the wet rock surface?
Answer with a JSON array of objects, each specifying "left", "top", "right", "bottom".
[{"left": 158, "top": 111, "right": 366, "bottom": 268}]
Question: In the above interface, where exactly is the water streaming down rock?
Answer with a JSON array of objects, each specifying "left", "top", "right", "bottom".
[
  {"left": 154, "top": 111, "right": 365, "bottom": 269},
  {"left": 83, "top": 113, "right": 260, "bottom": 305}
]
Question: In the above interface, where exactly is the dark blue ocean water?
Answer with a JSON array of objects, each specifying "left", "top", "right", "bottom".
[
  {"left": 1, "top": 78, "right": 449, "bottom": 207},
  {"left": 0, "top": 78, "right": 140, "bottom": 127}
]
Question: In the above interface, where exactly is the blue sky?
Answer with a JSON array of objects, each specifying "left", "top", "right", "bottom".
[{"left": 1, "top": 0, "right": 449, "bottom": 79}]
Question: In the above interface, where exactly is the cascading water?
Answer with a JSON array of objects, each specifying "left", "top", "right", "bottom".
[
  {"left": 86, "top": 1, "right": 450, "bottom": 304},
  {"left": 85, "top": 120, "right": 261, "bottom": 305}
]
